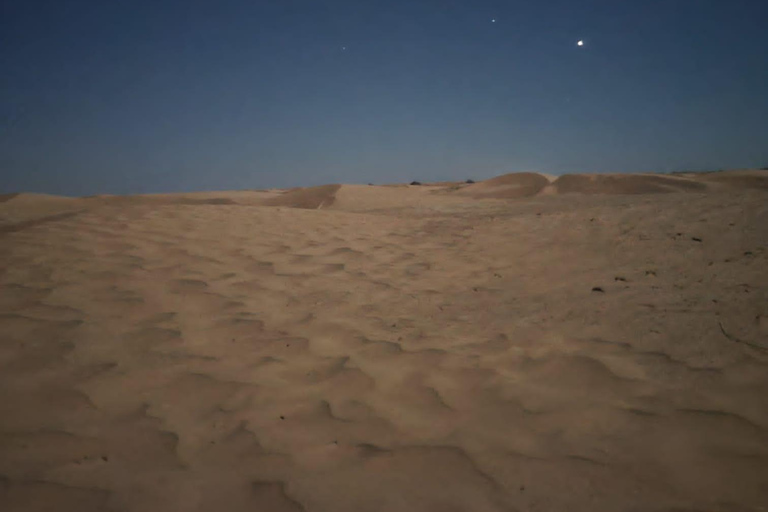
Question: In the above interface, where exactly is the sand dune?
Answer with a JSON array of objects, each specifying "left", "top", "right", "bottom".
[
  {"left": 444, "top": 169, "right": 768, "bottom": 199},
  {"left": 549, "top": 173, "right": 708, "bottom": 194},
  {"left": 0, "top": 194, "right": 84, "bottom": 229},
  {"left": 264, "top": 185, "right": 342, "bottom": 209},
  {"left": 1, "top": 171, "right": 767, "bottom": 511},
  {"left": 460, "top": 172, "right": 551, "bottom": 198},
  {"left": 689, "top": 169, "right": 768, "bottom": 190}
]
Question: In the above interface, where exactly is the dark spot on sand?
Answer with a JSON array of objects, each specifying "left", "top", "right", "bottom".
[
  {"left": 691, "top": 237, "right": 702, "bottom": 242},
  {"left": 591, "top": 287, "right": 605, "bottom": 293}
]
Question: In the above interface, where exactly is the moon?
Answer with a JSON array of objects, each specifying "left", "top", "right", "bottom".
[{"left": 577, "top": 40, "right": 584, "bottom": 47}]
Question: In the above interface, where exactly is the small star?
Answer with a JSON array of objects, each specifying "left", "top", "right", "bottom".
[
  {"left": 342, "top": 46, "right": 347, "bottom": 50},
  {"left": 491, "top": 19, "right": 496, "bottom": 23}
]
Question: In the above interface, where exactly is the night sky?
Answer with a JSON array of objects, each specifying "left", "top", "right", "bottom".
[{"left": 2, "top": 0, "right": 767, "bottom": 196}]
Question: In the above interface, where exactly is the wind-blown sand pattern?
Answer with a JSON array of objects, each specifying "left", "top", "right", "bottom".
[{"left": 1, "top": 170, "right": 767, "bottom": 511}]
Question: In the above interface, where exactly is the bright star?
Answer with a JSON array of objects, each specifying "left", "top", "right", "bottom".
[{"left": 577, "top": 40, "right": 584, "bottom": 46}]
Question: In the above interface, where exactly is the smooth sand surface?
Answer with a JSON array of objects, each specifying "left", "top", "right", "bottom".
[{"left": 1, "top": 171, "right": 767, "bottom": 511}]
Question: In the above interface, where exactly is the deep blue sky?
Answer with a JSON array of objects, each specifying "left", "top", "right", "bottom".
[{"left": 2, "top": 0, "right": 767, "bottom": 195}]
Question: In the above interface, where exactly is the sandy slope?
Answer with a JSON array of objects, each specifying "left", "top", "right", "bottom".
[
  {"left": 1, "top": 171, "right": 767, "bottom": 511},
  {"left": 0, "top": 194, "right": 84, "bottom": 231}
]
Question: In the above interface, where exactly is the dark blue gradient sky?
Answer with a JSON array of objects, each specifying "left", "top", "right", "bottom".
[{"left": 2, "top": 0, "right": 767, "bottom": 195}]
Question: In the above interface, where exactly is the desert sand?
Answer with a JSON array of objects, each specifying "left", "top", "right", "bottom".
[{"left": 1, "top": 170, "right": 767, "bottom": 511}]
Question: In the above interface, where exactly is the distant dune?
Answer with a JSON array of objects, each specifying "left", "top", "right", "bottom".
[
  {"left": 3, "top": 170, "right": 765, "bottom": 224},
  {"left": 263, "top": 184, "right": 341, "bottom": 209},
  {"left": 1, "top": 169, "right": 767, "bottom": 511},
  {"left": 459, "top": 172, "right": 551, "bottom": 198},
  {"left": 689, "top": 169, "right": 768, "bottom": 190},
  {"left": 0, "top": 193, "right": 83, "bottom": 230},
  {"left": 549, "top": 173, "right": 708, "bottom": 194},
  {"left": 443, "top": 169, "right": 767, "bottom": 200}
]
